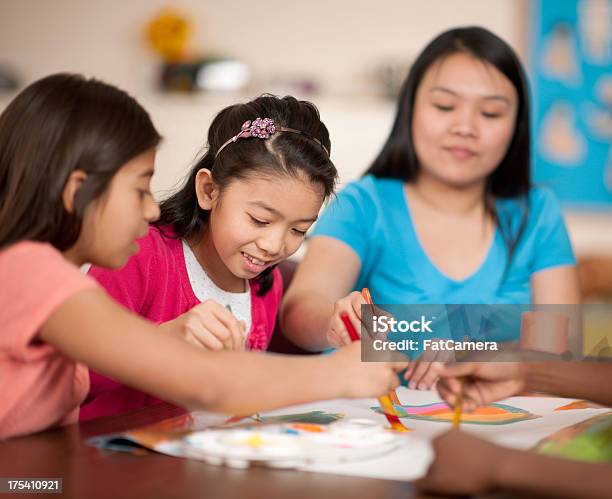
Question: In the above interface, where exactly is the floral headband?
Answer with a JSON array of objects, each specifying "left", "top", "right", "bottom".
[{"left": 215, "top": 117, "right": 330, "bottom": 158}]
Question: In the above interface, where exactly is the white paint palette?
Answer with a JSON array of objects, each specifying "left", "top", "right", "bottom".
[{"left": 179, "top": 418, "right": 414, "bottom": 469}]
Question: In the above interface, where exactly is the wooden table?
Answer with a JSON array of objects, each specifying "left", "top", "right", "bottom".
[{"left": 0, "top": 403, "right": 416, "bottom": 499}]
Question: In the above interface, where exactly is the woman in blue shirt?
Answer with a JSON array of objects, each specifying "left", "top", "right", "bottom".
[{"left": 281, "top": 27, "right": 580, "bottom": 387}]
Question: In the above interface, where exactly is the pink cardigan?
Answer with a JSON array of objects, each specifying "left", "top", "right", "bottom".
[{"left": 80, "top": 226, "right": 282, "bottom": 421}]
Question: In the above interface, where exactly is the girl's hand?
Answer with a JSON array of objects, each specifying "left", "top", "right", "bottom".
[
  {"left": 326, "top": 291, "right": 367, "bottom": 347},
  {"left": 436, "top": 362, "right": 527, "bottom": 411},
  {"left": 414, "top": 430, "right": 509, "bottom": 495},
  {"left": 327, "top": 342, "right": 408, "bottom": 398},
  {"left": 160, "top": 300, "right": 246, "bottom": 351},
  {"left": 404, "top": 341, "right": 454, "bottom": 390},
  {"left": 404, "top": 360, "right": 445, "bottom": 390}
]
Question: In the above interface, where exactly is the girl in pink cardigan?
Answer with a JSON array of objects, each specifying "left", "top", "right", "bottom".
[{"left": 83, "top": 96, "right": 339, "bottom": 420}]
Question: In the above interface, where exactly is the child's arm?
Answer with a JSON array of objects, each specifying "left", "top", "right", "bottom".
[
  {"left": 524, "top": 362, "right": 612, "bottom": 406},
  {"left": 39, "top": 288, "right": 405, "bottom": 413},
  {"left": 437, "top": 362, "right": 612, "bottom": 410},
  {"left": 496, "top": 449, "right": 612, "bottom": 499},
  {"left": 415, "top": 430, "right": 612, "bottom": 498}
]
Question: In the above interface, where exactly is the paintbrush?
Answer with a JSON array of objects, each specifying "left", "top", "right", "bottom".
[
  {"left": 361, "top": 288, "right": 402, "bottom": 405},
  {"left": 452, "top": 377, "right": 465, "bottom": 429},
  {"left": 340, "top": 311, "right": 410, "bottom": 432},
  {"left": 225, "top": 304, "right": 259, "bottom": 421}
]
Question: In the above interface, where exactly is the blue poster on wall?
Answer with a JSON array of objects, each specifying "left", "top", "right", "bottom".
[{"left": 531, "top": 0, "right": 612, "bottom": 208}]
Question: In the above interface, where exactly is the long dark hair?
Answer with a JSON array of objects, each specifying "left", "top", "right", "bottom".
[
  {"left": 0, "top": 73, "right": 161, "bottom": 251},
  {"left": 156, "top": 94, "right": 337, "bottom": 295},
  {"left": 367, "top": 26, "right": 531, "bottom": 274}
]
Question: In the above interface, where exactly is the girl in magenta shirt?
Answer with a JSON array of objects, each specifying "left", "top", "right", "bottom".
[{"left": 83, "top": 96, "right": 340, "bottom": 420}]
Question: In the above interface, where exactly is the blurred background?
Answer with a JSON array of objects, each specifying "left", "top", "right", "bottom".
[{"left": 1, "top": 0, "right": 611, "bottom": 299}]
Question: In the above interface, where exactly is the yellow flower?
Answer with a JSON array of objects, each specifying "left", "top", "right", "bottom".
[{"left": 146, "top": 9, "right": 191, "bottom": 62}]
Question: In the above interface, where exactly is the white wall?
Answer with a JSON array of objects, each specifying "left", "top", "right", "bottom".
[
  {"left": 1, "top": 0, "right": 611, "bottom": 256},
  {"left": 0, "top": 0, "right": 526, "bottom": 189},
  {"left": 0, "top": 0, "right": 523, "bottom": 96}
]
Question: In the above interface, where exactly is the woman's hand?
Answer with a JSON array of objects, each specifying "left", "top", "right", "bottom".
[
  {"left": 160, "top": 300, "right": 246, "bottom": 351},
  {"left": 326, "top": 291, "right": 367, "bottom": 347}
]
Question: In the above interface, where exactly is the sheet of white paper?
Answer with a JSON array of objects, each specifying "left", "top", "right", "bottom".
[{"left": 229, "top": 387, "right": 610, "bottom": 482}]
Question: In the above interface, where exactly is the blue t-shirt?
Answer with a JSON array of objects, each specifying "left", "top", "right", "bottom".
[{"left": 312, "top": 175, "right": 575, "bottom": 306}]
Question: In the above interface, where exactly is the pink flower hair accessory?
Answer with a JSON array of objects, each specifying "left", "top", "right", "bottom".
[
  {"left": 215, "top": 117, "right": 329, "bottom": 158},
  {"left": 243, "top": 117, "right": 276, "bottom": 139}
]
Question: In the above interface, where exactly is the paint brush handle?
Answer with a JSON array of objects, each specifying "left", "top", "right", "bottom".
[
  {"left": 340, "top": 312, "right": 410, "bottom": 432},
  {"left": 360, "top": 288, "right": 402, "bottom": 406},
  {"left": 452, "top": 377, "right": 465, "bottom": 429},
  {"left": 361, "top": 287, "right": 374, "bottom": 309},
  {"left": 225, "top": 303, "right": 249, "bottom": 351}
]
